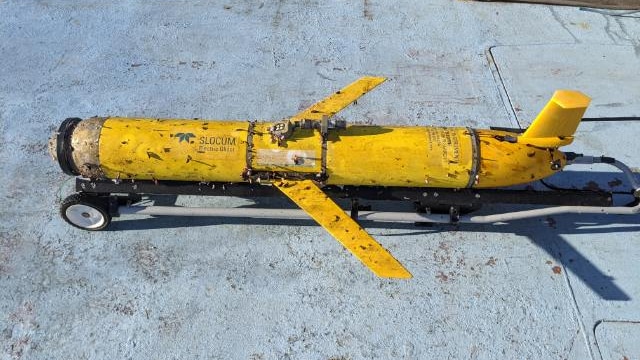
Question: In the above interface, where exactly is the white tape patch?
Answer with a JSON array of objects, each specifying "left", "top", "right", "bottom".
[{"left": 256, "top": 149, "right": 317, "bottom": 167}]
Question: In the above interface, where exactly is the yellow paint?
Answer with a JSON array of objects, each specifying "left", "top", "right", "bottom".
[
  {"left": 326, "top": 126, "right": 474, "bottom": 187},
  {"left": 274, "top": 179, "right": 412, "bottom": 279},
  {"left": 520, "top": 90, "right": 590, "bottom": 148},
  {"left": 517, "top": 136, "right": 573, "bottom": 148},
  {"left": 290, "top": 76, "right": 386, "bottom": 122},
  {"left": 99, "top": 118, "right": 248, "bottom": 182},
  {"left": 97, "top": 118, "right": 566, "bottom": 189},
  {"left": 94, "top": 83, "right": 588, "bottom": 190},
  {"left": 475, "top": 130, "right": 565, "bottom": 188},
  {"left": 250, "top": 122, "right": 322, "bottom": 173}
]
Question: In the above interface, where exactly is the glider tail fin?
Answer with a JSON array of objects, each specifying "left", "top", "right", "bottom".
[{"left": 519, "top": 90, "right": 591, "bottom": 148}]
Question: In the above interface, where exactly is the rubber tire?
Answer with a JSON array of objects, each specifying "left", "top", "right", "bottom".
[
  {"left": 56, "top": 118, "right": 83, "bottom": 175},
  {"left": 60, "top": 193, "right": 111, "bottom": 231}
]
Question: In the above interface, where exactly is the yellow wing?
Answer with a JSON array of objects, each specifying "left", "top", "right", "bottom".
[
  {"left": 274, "top": 179, "right": 412, "bottom": 279},
  {"left": 290, "top": 76, "right": 386, "bottom": 122}
]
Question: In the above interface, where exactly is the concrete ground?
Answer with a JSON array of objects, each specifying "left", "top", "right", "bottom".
[{"left": 1, "top": 1, "right": 639, "bottom": 359}]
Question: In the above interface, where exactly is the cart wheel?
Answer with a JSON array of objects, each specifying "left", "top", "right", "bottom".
[{"left": 60, "top": 193, "right": 111, "bottom": 231}]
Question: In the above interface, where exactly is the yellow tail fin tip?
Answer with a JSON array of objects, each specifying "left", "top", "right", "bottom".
[{"left": 551, "top": 90, "right": 591, "bottom": 109}]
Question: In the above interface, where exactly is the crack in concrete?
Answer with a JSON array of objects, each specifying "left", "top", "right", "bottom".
[
  {"left": 549, "top": 7, "right": 581, "bottom": 44},
  {"left": 615, "top": 17, "right": 640, "bottom": 57},
  {"left": 603, "top": 15, "right": 619, "bottom": 44},
  {"left": 486, "top": 47, "right": 521, "bottom": 129}
]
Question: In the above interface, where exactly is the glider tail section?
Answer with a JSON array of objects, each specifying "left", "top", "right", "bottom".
[{"left": 518, "top": 90, "right": 591, "bottom": 148}]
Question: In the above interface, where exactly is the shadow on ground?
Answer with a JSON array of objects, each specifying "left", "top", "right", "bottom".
[
  {"left": 101, "top": 169, "right": 640, "bottom": 300},
  {"left": 109, "top": 204, "right": 637, "bottom": 301}
]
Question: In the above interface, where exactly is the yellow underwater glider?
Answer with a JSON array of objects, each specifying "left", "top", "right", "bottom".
[{"left": 50, "top": 77, "right": 640, "bottom": 278}]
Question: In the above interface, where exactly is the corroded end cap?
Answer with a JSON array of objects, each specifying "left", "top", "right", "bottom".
[{"left": 50, "top": 117, "right": 105, "bottom": 177}]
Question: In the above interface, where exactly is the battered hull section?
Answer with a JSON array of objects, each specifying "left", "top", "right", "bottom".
[
  {"left": 99, "top": 118, "right": 248, "bottom": 182},
  {"left": 52, "top": 117, "right": 566, "bottom": 188},
  {"left": 475, "top": 129, "right": 565, "bottom": 188},
  {"left": 326, "top": 126, "right": 474, "bottom": 187},
  {"left": 251, "top": 123, "right": 322, "bottom": 173}
]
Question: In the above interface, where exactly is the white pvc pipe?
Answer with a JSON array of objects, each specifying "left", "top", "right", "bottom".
[
  {"left": 464, "top": 203, "right": 639, "bottom": 223},
  {"left": 119, "top": 206, "right": 445, "bottom": 222},
  {"left": 119, "top": 202, "right": 639, "bottom": 224}
]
